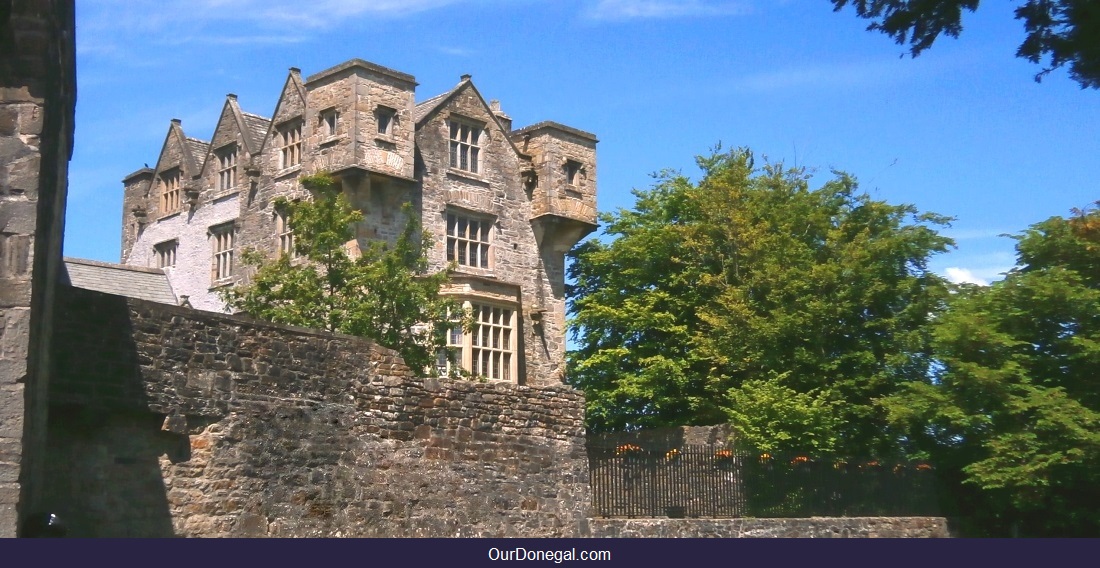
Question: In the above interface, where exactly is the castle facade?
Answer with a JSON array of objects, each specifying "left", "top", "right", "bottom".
[{"left": 120, "top": 59, "right": 597, "bottom": 386}]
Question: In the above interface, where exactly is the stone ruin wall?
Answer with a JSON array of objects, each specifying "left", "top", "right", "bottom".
[{"left": 42, "top": 285, "right": 590, "bottom": 537}]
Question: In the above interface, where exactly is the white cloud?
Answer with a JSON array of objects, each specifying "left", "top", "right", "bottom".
[
  {"left": 584, "top": 0, "right": 751, "bottom": 20},
  {"left": 944, "top": 267, "right": 989, "bottom": 286}
]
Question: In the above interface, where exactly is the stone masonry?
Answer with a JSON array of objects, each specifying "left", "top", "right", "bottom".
[
  {"left": 44, "top": 285, "right": 590, "bottom": 537},
  {"left": 0, "top": 0, "right": 76, "bottom": 537},
  {"left": 42, "top": 284, "right": 948, "bottom": 538},
  {"left": 120, "top": 59, "right": 598, "bottom": 387}
]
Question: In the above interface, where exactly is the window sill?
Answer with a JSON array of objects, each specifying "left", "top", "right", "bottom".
[
  {"left": 209, "top": 280, "right": 234, "bottom": 291},
  {"left": 319, "top": 134, "right": 344, "bottom": 147},
  {"left": 278, "top": 253, "right": 305, "bottom": 267},
  {"left": 207, "top": 188, "right": 240, "bottom": 203},
  {"left": 274, "top": 164, "right": 301, "bottom": 180},
  {"left": 452, "top": 266, "right": 496, "bottom": 279},
  {"left": 157, "top": 211, "right": 182, "bottom": 222},
  {"left": 446, "top": 168, "right": 489, "bottom": 186}
]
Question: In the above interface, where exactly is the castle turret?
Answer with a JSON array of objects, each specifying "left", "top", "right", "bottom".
[
  {"left": 511, "top": 122, "right": 598, "bottom": 253},
  {"left": 303, "top": 59, "right": 418, "bottom": 196},
  {"left": 120, "top": 167, "right": 154, "bottom": 262}
]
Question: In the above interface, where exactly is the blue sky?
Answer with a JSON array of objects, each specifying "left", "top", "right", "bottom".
[{"left": 68, "top": 0, "right": 1100, "bottom": 285}]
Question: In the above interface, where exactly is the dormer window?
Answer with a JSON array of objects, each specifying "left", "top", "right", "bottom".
[
  {"left": 278, "top": 119, "right": 302, "bottom": 169},
  {"left": 376, "top": 106, "right": 396, "bottom": 137},
  {"left": 449, "top": 119, "right": 482, "bottom": 174},
  {"left": 216, "top": 144, "right": 238, "bottom": 191},
  {"left": 320, "top": 108, "right": 339, "bottom": 138},
  {"left": 159, "top": 168, "right": 181, "bottom": 215}
]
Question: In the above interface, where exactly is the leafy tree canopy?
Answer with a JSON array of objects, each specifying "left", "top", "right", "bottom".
[
  {"left": 881, "top": 204, "right": 1100, "bottom": 536},
  {"left": 567, "top": 148, "right": 953, "bottom": 457},
  {"left": 222, "top": 172, "right": 459, "bottom": 375},
  {"left": 831, "top": 0, "right": 1100, "bottom": 89}
]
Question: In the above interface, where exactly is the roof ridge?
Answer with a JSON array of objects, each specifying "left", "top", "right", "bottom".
[{"left": 64, "top": 257, "right": 168, "bottom": 275}]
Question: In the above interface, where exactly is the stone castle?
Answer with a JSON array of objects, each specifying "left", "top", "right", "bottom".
[
  {"left": 3, "top": 6, "right": 948, "bottom": 537},
  {"left": 119, "top": 59, "right": 598, "bottom": 386}
]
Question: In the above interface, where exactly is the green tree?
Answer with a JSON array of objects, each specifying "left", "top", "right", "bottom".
[
  {"left": 881, "top": 204, "right": 1100, "bottom": 536},
  {"left": 222, "top": 172, "right": 459, "bottom": 375},
  {"left": 830, "top": 0, "right": 1100, "bottom": 89},
  {"left": 567, "top": 148, "right": 953, "bottom": 457}
]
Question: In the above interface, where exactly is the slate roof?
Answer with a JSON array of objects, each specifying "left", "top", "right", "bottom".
[
  {"left": 184, "top": 137, "right": 210, "bottom": 174},
  {"left": 61, "top": 257, "right": 178, "bottom": 305},
  {"left": 241, "top": 111, "right": 271, "bottom": 152},
  {"left": 414, "top": 85, "right": 461, "bottom": 124}
]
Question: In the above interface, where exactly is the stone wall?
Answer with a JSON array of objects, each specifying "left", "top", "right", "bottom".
[
  {"left": 416, "top": 81, "right": 567, "bottom": 386},
  {"left": 591, "top": 517, "right": 951, "bottom": 538},
  {"left": 42, "top": 285, "right": 590, "bottom": 537},
  {"left": 126, "top": 193, "right": 239, "bottom": 312},
  {"left": 0, "top": 0, "right": 76, "bottom": 537}
]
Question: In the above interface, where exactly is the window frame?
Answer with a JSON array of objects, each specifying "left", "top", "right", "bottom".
[
  {"left": 438, "top": 300, "right": 517, "bottom": 382},
  {"left": 320, "top": 108, "right": 339, "bottom": 138},
  {"left": 209, "top": 221, "right": 236, "bottom": 284},
  {"left": 565, "top": 159, "right": 583, "bottom": 186},
  {"left": 375, "top": 106, "right": 396, "bottom": 137},
  {"left": 154, "top": 239, "right": 178, "bottom": 269},
  {"left": 275, "top": 208, "right": 296, "bottom": 258},
  {"left": 446, "top": 211, "right": 493, "bottom": 270},
  {"left": 277, "top": 119, "right": 302, "bottom": 169},
  {"left": 448, "top": 118, "right": 483, "bottom": 174},
  {"left": 159, "top": 168, "right": 182, "bottom": 215},
  {"left": 216, "top": 144, "right": 238, "bottom": 191}
]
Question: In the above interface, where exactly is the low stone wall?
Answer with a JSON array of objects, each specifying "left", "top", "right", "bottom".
[
  {"left": 592, "top": 517, "right": 951, "bottom": 538},
  {"left": 39, "top": 286, "right": 949, "bottom": 538},
  {"left": 43, "top": 286, "right": 589, "bottom": 537}
]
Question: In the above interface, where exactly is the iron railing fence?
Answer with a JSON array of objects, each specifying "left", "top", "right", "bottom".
[{"left": 587, "top": 443, "right": 939, "bottom": 519}]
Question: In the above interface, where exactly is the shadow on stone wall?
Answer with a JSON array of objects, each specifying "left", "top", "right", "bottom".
[
  {"left": 44, "top": 289, "right": 179, "bottom": 536},
  {"left": 41, "top": 408, "right": 184, "bottom": 537}
]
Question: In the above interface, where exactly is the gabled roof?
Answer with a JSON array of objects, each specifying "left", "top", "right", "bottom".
[
  {"left": 61, "top": 257, "right": 178, "bottom": 305},
  {"left": 197, "top": 95, "right": 270, "bottom": 174},
  {"left": 258, "top": 68, "right": 308, "bottom": 155},
  {"left": 414, "top": 77, "right": 526, "bottom": 158},
  {"left": 153, "top": 121, "right": 205, "bottom": 179}
]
